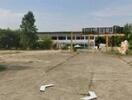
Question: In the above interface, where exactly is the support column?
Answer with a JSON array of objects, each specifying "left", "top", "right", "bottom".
[
  {"left": 84, "top": 35, "right": 86, "bottom": 48},
  {"left": 70, "top": 32, "right": 74, "bottom": 52},
  {"left": 56, "top": 35, "right": 59, "bottom": 49},
  {"left": 93, "top": 35, "right": 96, "bottom": 48},
  {"left": 88, "top": 35, "right": 90, "bottom": 49},
  {"left": 106, "top": 34, "right": 109, "bottom": 52},
  {"left": 66, "top": 35, "right": 68, "bottom": 40}
]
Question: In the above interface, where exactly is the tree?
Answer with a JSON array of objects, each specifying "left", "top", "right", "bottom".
[
  {"left": 123, "top": 23, "right": 132, "bottom": 49},
  {"left": 95, "top": 36, "right": 105, "bottom": 46},
  {"left": 123, "top": 23, "right": 132, "bottom": 40},
  {"left": 110, "top": 36, "right": 124, "bottom": 47},
  {"left": 0, "top": 29, "right": 20, "bottom": 49},
  {"left": 20, "top": 11, "right": 38, "bottom": 49}
]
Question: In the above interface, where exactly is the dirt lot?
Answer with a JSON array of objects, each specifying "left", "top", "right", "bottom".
[{"left": 0, "top": 50, "right": 132, "bottom": 100}]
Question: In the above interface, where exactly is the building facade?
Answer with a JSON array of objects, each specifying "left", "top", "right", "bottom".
[
  {"left": 38, "top": 31, "right": 95, "bottom": 48},
  {"left": 37, "top": 26, "right": 124, "bottom": 49}
]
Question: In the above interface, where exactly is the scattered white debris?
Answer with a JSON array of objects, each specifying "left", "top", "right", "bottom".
[
  {"left": 81, "top": 91, "right": 97, "bottom": 100},
  {"left": 99, "top": 43, "right": 106, "bottom": 49},
  {"left": 74, "top": 44, "right": 81, "bottom": 48},
  {"left": 40, "top": 84, "right": 54, "bottom": 92},
  {"left": 118, "top": 40, "right": 129, "bottom": 55},
  {"left": 94, "top": 46, "right": 98, "bottom": 50}
]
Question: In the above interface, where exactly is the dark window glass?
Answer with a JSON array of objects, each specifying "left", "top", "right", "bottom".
[
  {"left": 81, "top": 36, "right": 84, "bottom": 40},
  {"left": 76, "top": 36, "right": 81, "bottom": 40},
  {"left": 52, "top": 36, "right": 57, "bottom": 40},
  {"left": 67, "top": 37, "right": 71, "bottom": 40},
  {"left": 68, "top": 36, "right": 75, "bottom": 40},
  {"left": 58, "top": 36, "right": 66, "bottom": 40}
]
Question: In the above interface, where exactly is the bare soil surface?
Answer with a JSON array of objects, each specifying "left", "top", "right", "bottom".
[{"left": 0, "top": 50, "right": 132, "bottom": 100}]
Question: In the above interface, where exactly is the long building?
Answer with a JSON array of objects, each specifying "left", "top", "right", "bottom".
[
  {"left": 38, "top": 31, "right": 93, "bottom": 48},
  {"left": 37, "top": 25, "right": 124, "bottom": 49}
]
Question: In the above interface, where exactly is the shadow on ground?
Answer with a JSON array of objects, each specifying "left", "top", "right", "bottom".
[
  {"left": 0, "top": 64, "right": 7, "bottom": 71},
  {"left": 0, "top": 64, "right": 30, "bottom": 71}
]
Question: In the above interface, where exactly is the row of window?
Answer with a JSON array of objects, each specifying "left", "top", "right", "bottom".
[
  {"left": 82, "top": 27, "right": 113, "bottom": 33},
  {"left": 82, "top": 25, "right": 124, "bottom": 34},
  {"left": 52, "top": 36, "right": 94, "bottom": 40}
]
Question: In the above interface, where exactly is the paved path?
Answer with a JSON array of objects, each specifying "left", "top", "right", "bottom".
[{"left": 0, "top": 51, "right": 132, "bottom": 100}]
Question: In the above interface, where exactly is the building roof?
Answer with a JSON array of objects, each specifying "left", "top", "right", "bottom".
[{"left": 37, "top": 31, "right": 82, "bottom": 34}]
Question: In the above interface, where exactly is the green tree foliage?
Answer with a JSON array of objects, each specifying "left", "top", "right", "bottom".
[
  {"left": 20, "top": 11, "right": 38, "bottom": 49},
  {"left": 0, "top": 29, "right": 20, "bottom": 49},
  {"left": 38, "top": 37, "right": 53, "bottom": 49},
  {"left": 95, "top": 36, "right": 105, "bottom": 46},
  {"left": 110, "top": 36, "right": 124, "bottom": 47},
  {"left": 123, "top": 23, "right": 132, "bottom": 40},
  {"left": 123, "top": 23, "right": 132, "bottom": 49}
]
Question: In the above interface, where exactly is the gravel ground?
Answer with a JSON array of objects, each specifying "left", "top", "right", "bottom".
[{"left": 0, "top": 50, "right": 132, "bottom": 100}]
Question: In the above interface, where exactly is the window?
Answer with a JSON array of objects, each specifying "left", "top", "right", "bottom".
[
  {"left": 76, "top": 36, "right": 81, "bottom": 40},
  {"left": 52, "top": 36, "right": 57, "bottom": 40},
  {"left": 67, "top": 37, "right": 71, "bottom": 40},
  {"left": 67, "top": 36, "right": 75, "bottom": 40},
  {"left": 81, "top": 36, "right": 84, "bottom": 40},
  {"left": 58, "top": 36, "right": 66, "bottom": 40}
]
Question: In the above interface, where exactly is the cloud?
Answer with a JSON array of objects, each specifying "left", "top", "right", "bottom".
[
  {"left": 0, "top": 3, "right": 131, "bottom": 32},
  {"left": 92, "top": 5, "right": 132, "bottom": 17},
  {"left": 0, "top": 8, "right": 23, "bottom": 29}
]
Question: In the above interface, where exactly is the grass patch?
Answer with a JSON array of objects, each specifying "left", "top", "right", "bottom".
[
  {"left": 127, "top": 49, "right": 132, "bottom": 55},
  {"left": 0, "top": 51, "right": 21, "bottom": 55},
  {"left": 107, "top": 49, "right": 121, "bottom": 56},
  {"left": 107, "top": 49, "right": 132, "bottom": 56},
  {"left": 0, "top": 64, "right": 6, "bottom": 71}
]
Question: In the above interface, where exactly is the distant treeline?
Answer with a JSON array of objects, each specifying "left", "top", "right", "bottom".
[
  {"left": 0, "top": 29, "right": 20, "bottom": 49},
  {"left": 0, "top": 11, "right": 52, "bottom": 50},
  {"left": 0, "top": 29, "right": 52, "bottom": 50}
]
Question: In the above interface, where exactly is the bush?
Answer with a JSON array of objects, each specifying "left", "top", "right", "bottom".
[
  {"left": 38, "top": 37, "right": 53, "bottom": 49},
  {"left": 110, "top": 36, "right": 124, "bottom": 47},
  {"left": 62, "top": 44, "right": 70, "bottom": 50},
  {"left": 108, "top": 48, "right": 132, "bottom": 56},
  {"left": 95, "top": 37, "right": 105, "bottom": 46},
  {"left": 110, "top": 49, "right": 121, "bottom": 55},
  {"left": 123, "top": 23, "right": 132, "bottom": 50}
]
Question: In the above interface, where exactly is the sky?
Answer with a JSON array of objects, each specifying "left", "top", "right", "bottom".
[{"left": 0, "top": 0, "right": 132, "bottom": 31}]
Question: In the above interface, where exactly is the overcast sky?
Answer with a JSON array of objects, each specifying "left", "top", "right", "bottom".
[{"left": 0, "top": 0, "right": 132, "bottom": 31}]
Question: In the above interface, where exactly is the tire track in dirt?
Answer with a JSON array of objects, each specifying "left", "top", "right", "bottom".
[{"left": 45, "top": 53, "right": 78, "bottom": 73}]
